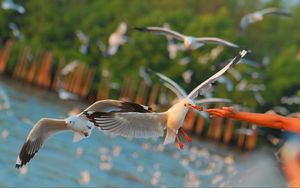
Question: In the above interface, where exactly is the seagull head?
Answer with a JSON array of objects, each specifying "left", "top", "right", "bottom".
[
  {"left": 183, "top": 98, "right": 202, "bottom": 111},
  {"left": 65, "top": 115, "right": 78, "bottom": 126}
]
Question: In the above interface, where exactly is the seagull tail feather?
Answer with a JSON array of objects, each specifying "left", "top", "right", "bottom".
[{"left": 163, "top": 128, "right": 176, "bottom": 145}]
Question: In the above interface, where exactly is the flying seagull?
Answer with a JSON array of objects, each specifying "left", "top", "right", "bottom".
[
  {"left": 107, "top": 22, "right": 128, "bottom": 55},
  {"left": 76, "top": 30, "right": 90, "bottom": 55},
  {"left": 240, "top": 8, "right": 291, "bottom": 32},
  {"left": 57, "top": 60, "right": 80, "bottom": 100},
  {"left": 15, "top": 100, "right": 153, "bottom": 168},
  {"left": 84, "top": 49, "right": 248, "bottom": 150},
  {"left": 2, "top": 0, "right": 25, "bottom": 14},
  {"left": 134, "top": 26, "right": 239, "bottom": 50}
]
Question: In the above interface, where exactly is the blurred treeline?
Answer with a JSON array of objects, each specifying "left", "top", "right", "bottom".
[{"left": 0, "top": 0, "right": 300, "bottom": 113}]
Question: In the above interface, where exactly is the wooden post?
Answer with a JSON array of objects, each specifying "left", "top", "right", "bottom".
[
  {"left": 237, "top": 122, "right": 247, "bottom": 148},
  {"left": 135, "top": 80, "right": 148, "bottom": 105},
  {"left": 0, "top": 40, "right": 13, "bottom": 74},
  {"left": 81, "top": 68, "right": 95, "bottom": 99},
  {"left": 147, "top": 84, "right": 159, "bottom": 106},
  {"left": 245, "top": 126, "right": 257, "bottom": 150},
  {"left": 97, "top": 68, "right": 110, "bottom": 100},
  {"left": 51, "top": 57, "right": 65, "bottom": 91},
  {"left": 223, "top": 119, "right": 234, "bottom": 144},
  {"left": 72, "top": 64, "right": 85, "bottom": 94},
  {"left": 13, "top": 47, "right": 27, "bottom": 79},
  {"left": 208, "top": 116, "right": 222, "bottom": 140},
  {"left": 195, "top": 115, "right": 205, "bottom": 135},
  {"left": 36, "top": 52, "right": 52, "bottom": 88},
  {"left": 213, "top": 116, "right": 222, "bottom": 140},
  {"left": 126, "top": 78, "right": 138, "bottom": 102}
]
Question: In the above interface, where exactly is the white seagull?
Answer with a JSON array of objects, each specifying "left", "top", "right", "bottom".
[
  {"left": 8, "top": 22, "right": 24, "bottom": 40},
  {"left": 2, "top": 0, "right": 25, "bottom": 14},
  {"left": 107, "top": 22, "right": 128, "bottom": 56},
  {"left": 134, "top": 26, "right": 239, "bottom": 50},
  {"left": 57, "top": 60, "right": 80, "bottom": 100},
  {"left": 240, "top": 8, "right": 291, "bottom": 32},
  {"left": 76, "top": 30, "right": 90, "bottom": 55},
  {"left": 84, "top": 50, "right": 248, "bottom": 150},
  {"left": 15, "top": 100, "right": 153, "bottom": 168}
]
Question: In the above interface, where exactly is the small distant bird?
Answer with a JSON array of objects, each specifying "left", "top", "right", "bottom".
[
  {"left": 2, "top": 0, "right": 25, "bottom": 14},
  {"left": 134, "top": 26, "right": 239, "bottom": 50},
  {"left": 240, "top": 8, "right": 291, "bottom": 32},
  {"left": 57, "top": 60, "right": 80, "bottom": 100},
  {"left": 182, "top": 69, "right": 193, "bottom": 84},
  {"left": 76, "top": 30, "right": 90, "bottom": 55},
  {"left": 15, "top": 100, "right": 153, "bottom": 168},
  {"left": 8, "top": 22, "right": 24, "bottom": 40},
  {"left": 84, "top": 50, "right": 248, "bottom": 150},
  {"left": 98, "top": 22, "right": 128, "bottom": 57},
  {"left": 108, "top": 22, "right": 128, "bottom": 55}
]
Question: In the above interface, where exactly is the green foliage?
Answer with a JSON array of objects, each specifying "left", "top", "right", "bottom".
[{"left": 1, "top": 0, "right": 300, "bottom": 113}]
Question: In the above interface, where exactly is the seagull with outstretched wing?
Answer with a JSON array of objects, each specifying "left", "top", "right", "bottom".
[
  {"left": 84, "top": 49, "right": 248, "bottom": 150},
  {"left": 15, "top": 100, "right": 153, "bottom": 168},
  {"left": 134, "top": 26, "right": 239, "bottom": 50},
  {"left": 240, "top": 8, "right": 291, "bottom": 32}
]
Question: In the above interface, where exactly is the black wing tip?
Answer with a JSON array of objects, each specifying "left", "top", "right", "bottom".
[
  {"left": 16, "top": 140, "right": 37, "bottom": 169},
  {"left": 239, "top": 48, "right": 251, "bottom": 53},
  {"left": 16, "top": 163, "right": 23, "bottom": 169},
  {"left": 132, "top": 27, "right": 148, "bottom": 32}
]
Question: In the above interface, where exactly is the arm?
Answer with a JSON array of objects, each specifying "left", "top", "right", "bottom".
[{"left": 206, "top": 107, "right": 300, "bottom": 134}]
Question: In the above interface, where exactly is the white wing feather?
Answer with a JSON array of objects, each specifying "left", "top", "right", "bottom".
[
  {"left": 155, "top": 72, "right": 187, "bottom": 98},
  {"left": 187, "top": 49, "right": 248, "bottom": 100}
]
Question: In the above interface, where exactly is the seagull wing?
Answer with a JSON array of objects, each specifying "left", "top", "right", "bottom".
[
  {"left": 195, "top": 37, "right": 239, "bottom": 48},
  {"left": 258, "top": 8, "right": 291, "bottom": 17},
  {"left": 16, "top": 118, "right": 69, "bottom": 168},
  {"left": 83, "top": 100, "right": 153, "bottom": 113},
  {"left": 84, "top": 111, "right": 167, "bottom": 138},
  {"left": 134, "top": 26, "right": 185, "bottom": 41},
  {"left": 155, "top": 72, "right": 187, "bottom": 98},
  {"left": 195, "top": 97, "right": 232, "bottom": 105},
  {"left": 187, "top": 49, "right": 248, "bottom": 100},
  {"left": 61, "top": 60, "right": 80, "bottom": 76}
]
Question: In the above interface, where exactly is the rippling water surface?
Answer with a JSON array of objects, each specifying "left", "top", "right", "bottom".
[{"left": 0, "top": 78, "right": 287, "bottom": 187}]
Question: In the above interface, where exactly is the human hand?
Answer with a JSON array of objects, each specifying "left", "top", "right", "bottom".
[{"left": 205, "top": 106, "right": 237, "bottom": 118}]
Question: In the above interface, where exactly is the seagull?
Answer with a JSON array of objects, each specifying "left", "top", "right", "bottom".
[
  {"left": 84, "top": 49, "right": 248, "bottom": 150},
  {"left": 240, "top": 8, "right": 291, "bottom": 32},
  {"left": 8, "top": 22, "right": 24, "bottom": 40},
  {"left": 57, "top": 60, "right": 80, "bottom": 100},
  {"left": 134, "top": 26, "right": 239, "bottom": 50},
  {"left": 107, "top": 22, "right": 128, "bottom": 56},
  {"left": 182, "top": 69, "right": 193, "bottom": 84},
  {"left": 15, "top": 100, "right": 153, "bottom": 168},
  {"left": 2, "top": 0, "right": 25, "bottom": 14},
  {"left": 76, "top": 30, "right": 90, "bottom": 55}
]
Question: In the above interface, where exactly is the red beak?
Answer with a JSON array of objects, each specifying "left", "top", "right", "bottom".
[{"left": 191, "top": 105, "right": 203, "bottom": 111}]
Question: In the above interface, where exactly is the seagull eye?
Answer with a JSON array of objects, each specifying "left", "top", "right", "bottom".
[{"left": 87, "top": 125, "right": 92, "bottom": 129}]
